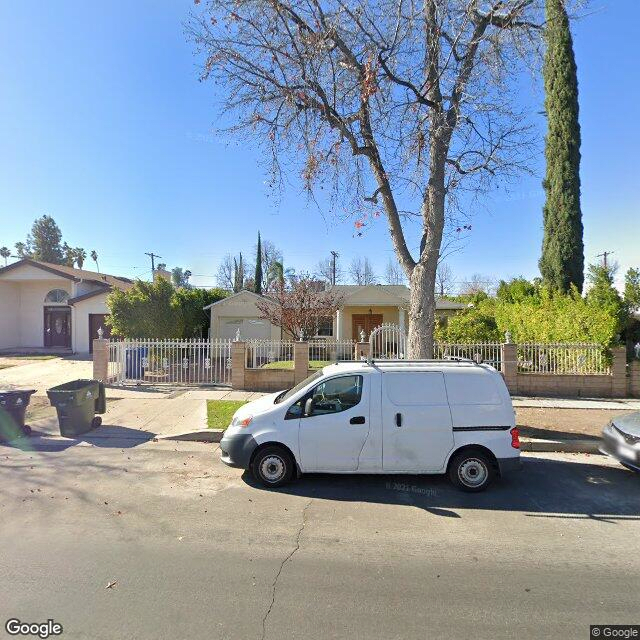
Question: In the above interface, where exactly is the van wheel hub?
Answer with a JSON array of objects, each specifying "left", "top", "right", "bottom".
[
  {"left": 260, "top": 456, "right": 286, "bottom": 483},
  {"left": 458, "top": 458, "right": 488, "bottom": 487}
]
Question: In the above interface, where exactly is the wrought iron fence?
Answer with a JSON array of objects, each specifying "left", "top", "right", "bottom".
[
  {"left": 433, "top": 342, "right": 502, "bottom": 367},
  {"left": 308, "top": 340, "right": 357, "bottom": 366},
  {"left": 369, "top": 323, "right": 407, "bottom": 359},
  {"left": 246, "top": 339, "right": 295, "bottom": 369},
  {"left": 107, "top": 338, "right": 232, "bottom": 385},
  {"left": 517, "top": 343, "right": 610, "bottom": 375}
]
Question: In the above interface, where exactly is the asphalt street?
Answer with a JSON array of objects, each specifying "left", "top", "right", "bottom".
[{"left": 1, "top": 439, "right": 639, "bottom": 640}]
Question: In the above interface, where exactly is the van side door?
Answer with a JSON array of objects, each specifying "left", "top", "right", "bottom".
[
  {"left": 295, "top": 374, "right": 370, "bottom": 472},
  {"left": 382, "top": 371, "right": 453, "bottom": 472}
]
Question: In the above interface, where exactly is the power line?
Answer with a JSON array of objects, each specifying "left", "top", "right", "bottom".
[
  {"left": 596, "top": 250, "right": 614, "bottom": 268},
  {"left": 144, "top": 252, "right": 162, "bottom": 273}
]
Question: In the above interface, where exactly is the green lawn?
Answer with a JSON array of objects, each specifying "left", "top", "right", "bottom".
[
  {"left": 206, "top": 400, "right": 248, "bottom": 429},
  {"left": 261, "top": 360, "right": 331, "bottom": 370}
]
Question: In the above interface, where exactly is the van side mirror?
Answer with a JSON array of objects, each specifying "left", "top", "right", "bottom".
[{"left": 304, "top": 397, "right": 315, "bottom": 417}]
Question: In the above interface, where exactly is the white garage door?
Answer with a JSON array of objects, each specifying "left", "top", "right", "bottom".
[{"left": 220, "top": 317, "right": 272, "bottom": 340}]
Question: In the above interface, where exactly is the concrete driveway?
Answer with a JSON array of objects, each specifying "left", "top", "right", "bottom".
[
  {"left": 1, "top": 443, "right": 639, "bottom": 640},
  {"left": 0, "top": 356, "right": 93, "bottom": 395}
]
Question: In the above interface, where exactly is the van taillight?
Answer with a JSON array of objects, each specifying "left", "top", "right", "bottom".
[{"left": 510, "top": 427, "right": 520, "bottom": 449}]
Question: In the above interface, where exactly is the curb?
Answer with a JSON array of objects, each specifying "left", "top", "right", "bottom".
[
  {"left": 520, "top": 437, "right": 600, "bottom": 454},
  {"left": 158, "top": 429, "right": 224, "bottom": 443}
]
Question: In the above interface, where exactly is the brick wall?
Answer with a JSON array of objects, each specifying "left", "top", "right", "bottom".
[
  {"left": 231, "top": 341, "right": 640, "bottom": 399},
  {"left": 244, "top": 368, "right": 296, "bottom": 392}
]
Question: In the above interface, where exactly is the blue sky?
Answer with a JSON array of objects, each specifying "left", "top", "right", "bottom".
[{"left": 0, "top": 1, "right": 637, "bottom": 290}]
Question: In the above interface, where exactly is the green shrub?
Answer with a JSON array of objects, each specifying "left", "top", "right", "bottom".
[
  {"left": 439, "top": 275, "right": 625, "bottom": 347},
  {"left": 107, "top": 279, "right": 228, "bottom": 339}
]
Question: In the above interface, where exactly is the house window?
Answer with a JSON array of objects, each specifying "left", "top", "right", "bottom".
[
  {"left": 44, "top": 289, "right": 69, "bottom": 304},
  {"left": 316, "top": 317, "right": 333, "bottom": 337}
]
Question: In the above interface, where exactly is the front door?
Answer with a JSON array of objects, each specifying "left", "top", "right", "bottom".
[
  {"left": 382, "top": 371, "right": 454, "bottom": 472},
  {"left": 352, "top": 314, "right": 383, "bottom": 341},
  {"left": 89, "top": 314, "right": 111, "bottom": 352},
  {"left": 44, "top": 307, "right": 71, "bottom": 348},
  {"left": 297, "top": 374, "right": 370, "bottom": 471}
]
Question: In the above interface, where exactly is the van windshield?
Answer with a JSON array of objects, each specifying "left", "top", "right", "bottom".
[{"left": 274, "top": 370, "right": 324, "bottom": 404}]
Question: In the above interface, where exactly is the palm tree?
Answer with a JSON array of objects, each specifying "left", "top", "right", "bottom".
[
  {"left": 14, "top": 242, "right": 28, "bottom": 258},
  {"left": 90, "top": 250, "right": 99, "bottom": 272},
  {"left": 266, "top": 260, "right": 295, "bottom": 290},
  {"left": 74, "top": 248, "right": 87, "bottom": 269},
  {"left": 0, "top": 247, "right": 10, "bottom": 265}
]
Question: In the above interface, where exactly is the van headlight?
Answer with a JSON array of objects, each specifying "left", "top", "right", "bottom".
[{"left": 231, "top": 415, "right": 253, "bottom": 428}]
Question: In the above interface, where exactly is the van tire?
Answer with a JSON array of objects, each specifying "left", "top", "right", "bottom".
[
  {"left": 448, "top": 449, "right": 495, "bottom": 492},
  {"left": 251, "top": 445, "right": 294, "bottom": 488}
]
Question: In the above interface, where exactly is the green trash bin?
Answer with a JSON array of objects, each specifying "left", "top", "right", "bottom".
[{"left": 47, "top": 379, "right": 106, "bottom": 437}]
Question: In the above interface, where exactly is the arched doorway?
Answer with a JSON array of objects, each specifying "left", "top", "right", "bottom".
[{"left": 44, "top": 289, "right": 71, "bottom": 349}]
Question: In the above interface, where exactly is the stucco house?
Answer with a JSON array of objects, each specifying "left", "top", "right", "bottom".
[
  {"left": 204, "top": 284, "right": 465, "bottom": 341},
  {"left": 0, "top": 258, "right": 133, "bottom": 354}
]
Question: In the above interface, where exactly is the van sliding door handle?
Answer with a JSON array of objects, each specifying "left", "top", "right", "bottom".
[
  {"left": 350, "top": 416, "right": 366, "bottom": 425},
  {"left": 395, "top": 413, "right": 402, "bottom": 427}
]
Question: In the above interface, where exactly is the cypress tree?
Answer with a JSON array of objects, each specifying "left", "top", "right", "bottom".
[
  {"left": 539, "top": 0, "right": 584, "bottom": 293},
  {"left": 254, "top": 232, "right": 263, "bottom": 295}
]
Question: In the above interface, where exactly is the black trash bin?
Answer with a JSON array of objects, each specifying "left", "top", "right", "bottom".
[
  {"left": 47, "top": 380, "right": 106, "bottom": 437},
  {"left": 0, "top": 388, "right": 36, "bottom": 442}
]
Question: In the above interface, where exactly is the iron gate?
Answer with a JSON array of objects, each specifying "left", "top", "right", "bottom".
[{"left": 108, "top": 338, "right": 232, "bottom": 386}]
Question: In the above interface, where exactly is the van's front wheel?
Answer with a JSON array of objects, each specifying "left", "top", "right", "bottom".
[
  {"left": 251, "top": 446, "right": 294, "bottom": 488},
  {"left": 449, "top": 450, "right": 495, "bottom": 492}
]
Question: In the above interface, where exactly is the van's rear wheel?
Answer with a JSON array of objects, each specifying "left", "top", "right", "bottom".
[
  {"left": 251, "top": 446, "right": 294, "bottom": 488},
  {"left": 449, "top": 450, "right": 495, "bottom": 492}
]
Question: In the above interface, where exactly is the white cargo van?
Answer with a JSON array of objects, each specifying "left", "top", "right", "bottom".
[{"left": 220, "top": 360, "right": 520, "bottom": 491}]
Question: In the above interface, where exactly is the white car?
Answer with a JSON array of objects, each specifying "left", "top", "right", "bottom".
[{"left": 220, "top": 359, "right": 521, "bottom": 492}]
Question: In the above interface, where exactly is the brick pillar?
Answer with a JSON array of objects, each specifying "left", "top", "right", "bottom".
[
  {"left": 294, "top": 342, "right": 309, "bottom": 384},
  {"left": 501, "top": 343, "right": 518, "bottom": 394},
  {"left": 629, "top": 360, "right": 640, "bottom": 398},
  {"left": 611, "top": 347, "right": 627, "bottom": 398},
  {"left": 356, "top": 342, "right": 370, "bottom": 361},
  {"left": 231, "top": 341, "right": 246, "bottom": 390},
  {"left": 92, "top": 339, "right": 109, "bottom": 382}
]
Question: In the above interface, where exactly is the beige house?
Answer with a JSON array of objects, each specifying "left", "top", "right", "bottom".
[
  {"left": 204, "top": 284, "right": 465, "bottom": 341},
  {"left": 0, "top": 259, "right": 133, "bottom": 354}
]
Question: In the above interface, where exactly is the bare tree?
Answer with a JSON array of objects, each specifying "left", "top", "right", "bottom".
[
  {"left": 190, "top": 0, "right": 542, "bottom": 356},
  {"left": 216, "top": 254, "right": 235, "bottom": 290},
  {"left": 316, "top": 256, "right": 344, "bottom": 285},
  {"left": 459, "top": 273, "right": 496, "bottom": 296},
  {"left": 384, "top": 257, "right": 406, "bottom": 285},
  {"left": 256, "top": 274, "right": 344, "bottom": 339},
  {"left": 259, "top": 239, "right": 283, "bottom": 290},
  {"left": 349, "top": 256, "right": 377, "bottom": 285},
  {"left": 435, "top": 262, "right": 454, "bottom": 296}
]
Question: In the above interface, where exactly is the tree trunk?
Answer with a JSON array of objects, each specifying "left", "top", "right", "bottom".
[{"left": 407, "top": 132, "right": 447, "bottom": 359}]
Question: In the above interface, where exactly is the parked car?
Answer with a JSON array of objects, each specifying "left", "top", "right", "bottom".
[
  {"left": 220, "top": 360, "right": 521, "bottom": 491},
  {"left": 599, "top": 412, "right": 640, "bottom": 473}
]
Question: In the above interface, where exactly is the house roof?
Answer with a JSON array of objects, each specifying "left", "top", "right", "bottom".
[
  {"left": 330, "top": 284, "right": 465, "bottom": 309},
  {"left": 0, "top": 258, "right": 134, "bottom": 304},
  {"left": 202, "top": 284, "right": 466, "bottom": 312},
  {"left": 202, "top": 289, "right": 269, "bottom": 311}
]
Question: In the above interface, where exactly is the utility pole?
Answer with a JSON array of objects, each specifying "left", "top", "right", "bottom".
[
  {"left": 145, "top": 252, "right": 162, "bottom": 274},
  {"left": 596, "top": 251, "right": 614, "bottom": 269},
  {"left": 330, "top": 251, "right": 339, "bottom": 286}
]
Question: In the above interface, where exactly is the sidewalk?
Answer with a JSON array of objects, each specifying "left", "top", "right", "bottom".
[
  {"left": 25, "top": 388, "right": 265, "bottom": 447},
  {"left": 17, "top": 384, "right": 640, "bottom": 454},
  {"left": 512, "top": 396, "right": 640, "bottom": 410}
]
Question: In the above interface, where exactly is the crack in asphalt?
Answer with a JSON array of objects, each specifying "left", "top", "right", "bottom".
[{"left": 260, "top": 499, "right": 312, "bottom": 640}]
